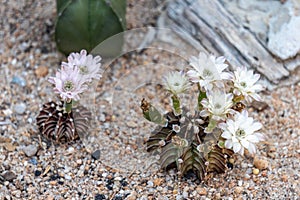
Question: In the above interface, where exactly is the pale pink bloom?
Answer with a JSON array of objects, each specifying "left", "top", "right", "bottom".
[
  {"left": 219, "top": 110, "right": 264, "bottom": 156},
  {"left": 62, "top": 49, "right": 102, "bottom": 82},
  {"left": 187, "top": 52, "right": 231, "bottom": 90},
  {"left": 232, "top": 66, "right": 263, "bottom": 102},
  {"left": 48, "top": 66, "right": 88, "bottom": 101}
]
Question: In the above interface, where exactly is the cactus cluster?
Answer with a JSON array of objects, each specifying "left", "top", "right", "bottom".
[
  {"left": 142, "top": 100, "right": 233, "bottom": 180},
  {"left": 140, "top": 52, "right": 264, "bottom": 180}
]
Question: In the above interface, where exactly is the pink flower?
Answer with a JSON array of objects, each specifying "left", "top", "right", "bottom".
[
  {"left": 62, "top": 49, "right": 102, "bottom": 82},
  {"left": 48, "top": 66, "right": 88, "bottom": 101}
]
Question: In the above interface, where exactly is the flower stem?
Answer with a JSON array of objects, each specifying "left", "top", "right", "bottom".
[
  {"left": 171, "top": 95, "right": 181, "bottom": 115},
  {"left": 65, "top": 100, "right": 73, "bottom": 113},
  {"left": 233, "top": 95, "right": 245, "bottom": 103},
  {"left": 205, "top": 118, "right": 217, "bottom": 133},
  {"left": 197, "top": 84, "right": 206, "bottom": 110}
]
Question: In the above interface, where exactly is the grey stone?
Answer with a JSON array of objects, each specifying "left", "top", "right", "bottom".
[
  {"left": 2, "top": 171, "right": 16, "bottom": 182},
  {"left": 91, "top": 149, "right": 100, "bottom": 160},
  {"left": 182, "top": 191, "right": 189, "bottom": 198},
  {"left": 22, "top": 145, "right": 38, "bottom": 157},
  {"left": 267, "top": 1, "right": 300, "bottom": 60},
  {"left": 14, "top": 103, "right": 27, "bottom": 114},
  {"left": 64, "top": 174, "right": 72, "bottom": 180},
  {"left": 147, "top": 180, "right": 154, "bottom": 187},
  {"left": 11, "top": 76, "right": 26, "bottom": 87}
]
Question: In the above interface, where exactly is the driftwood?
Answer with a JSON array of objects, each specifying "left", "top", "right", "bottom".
[{"left": 158, "top": 0, "right": 300, "bottom": 85}]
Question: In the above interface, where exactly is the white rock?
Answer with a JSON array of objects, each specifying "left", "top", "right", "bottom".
[
  {"left": 147, "top": 180, "right": 153, "bottom": 187},
  {"left": 22, "top": 145, "right": 38, "bottom": 157},
  {"left": 182, "top": 191, "right": 188, "bottom": 198},
  {"left": 176, "top": 195, "right": 183, "bottom": 200},
  {"left": 64, "top": 174, "right": 72, "bottom": 180},
  {"left": 268, "top": 2, "right": 300, "bottom": 60},
  {"left": 14, "top": 103, "right": 27, "bottom": 114}
]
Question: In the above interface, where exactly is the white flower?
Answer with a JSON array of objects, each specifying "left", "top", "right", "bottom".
[
  {"left": 187, "top": 52, "right": 231, "bottom": 90},
  {"left": 163, "top": 71, "right": 190, "bottom": 95},
  {"left": 200, "top": 89, "right": 234, "bottom": 121},
  {"left": 232, "top": 66, "right": 263, "bottom": 102},
  {"left": 219, "top": 110, "right": 264, "bottom": 155},
  {"left": 48, "top": 66, "right": 87, "bottom": 101},
  {"left": 62, "top": 49, "right": 102, "bottom": 82}
]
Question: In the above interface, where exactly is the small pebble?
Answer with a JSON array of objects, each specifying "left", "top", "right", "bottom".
[
  {"left": 11, "top": 58, "right": 17, "bottom": 65},
  {"left": 91, "top": 149, "right": 100, "bottom": 160},
  {"left": 3, "top": 109, "right": 13, "bottom": 116},
  {"left": 281, "top": 174, "right": 288, "bottom": 182},
  {"left": 241, "top": 163, "right": 248, "bottom": 168},
  {"left": 227, "top": 162, "right": 233, "bottom": 169},
  {"left": 261, "top": 170, "right": 268, "bottom": 177},
  {"left": 76, "top": 159, "right": 82, "bottom": 165},
  {"left": 126, "top": 191, "right": 137, "bottom": 200},
  {"left": 46, "top": 195, "right": 54, "bottom": 200},
  {"left": 196, "top": 187, "right": 207, "bottom": 195},
  {"left": 147, "top": 180, "right": 154, "bottom": 187},
  {"left": 4, "top": 143, "right": 16, "bottom": 152},
  {"left": 22, "top": 144, "right": 38, "bottom": 157},
  {"left": 27, "top": 186, "right": 36, "bottom": 193},
  {"left": 246, "top": 168, "right": 252, "bottom": 174},
  {"left": 67, "top": 147, "right": 75, "bottom": 154},
  {"left": 34, "top": 170, "right": 42, "bottom": 176},
  {"left": 94, "top": 193, "right": 106, "bottom": 200},
  {"left": 29, "top": 157, "right": 38, "bottom": 165},
  {"left": 238, "top": 180, "right": 243, "bottom": 186},
  {"left": 176, "top": 195, "right": 182, "bottom": 200},
  {"left": 11, "top": 76, "right": 26, "bottom": 87},
  {"left": 253, "top": 168, "right": 260, "bottom": 175},
  {"left": 253, "top": 156, "right": 269, "bottom": 170},
  {"left": 35, "top": 66, "right": 48, "bottom": 77},
  {"left": 49, "top": 180, "right": 57, "bottom": 185},
  {"left": 153, "top": 178, "right": 164, "bottom": 186},
  {"left": 234, "top": 186, "right": 243, "bottom": 194},
  {"left": 2, "top": 171, "right": 16, "bottom": 181},
  {"left": 126, "top": 121, "right": 137, "bottom": 128},
  {"left": 182, "top": 191, "right": 188, "bottom": 198},
  {"left": 14, "top": 102, "right": 27, "bottom": 114},
  {"left": 12, "top": 190, "right": 21, "bottom": 198}
]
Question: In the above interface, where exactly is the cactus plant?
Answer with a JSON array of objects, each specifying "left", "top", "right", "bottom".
[
  {"left": 140, "top": 52, "right": 265, "bottom": 180},
  {"left": 36, "top": 101, "right": 91, "bottom": 142},
  {"left": 142, "top": 101, "right": 234, "bottom": 180},
  {"left": 55, "top": 0, "right": 126, "bottom": 56},
  {"left": 36, "top": 49, "right": 102, "bottom": 143}
]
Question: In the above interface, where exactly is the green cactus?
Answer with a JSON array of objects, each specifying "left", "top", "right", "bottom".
[
  {"left": 142, "top": 103, "right": 234, "bottom": 180},
  {"left": 55, "top": 0, "right": 126, "bottom": 56}
]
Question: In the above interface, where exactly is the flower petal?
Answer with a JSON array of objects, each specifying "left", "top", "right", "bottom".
[{"left": 233, "top": 142, "right": 241, "bottom": 153}]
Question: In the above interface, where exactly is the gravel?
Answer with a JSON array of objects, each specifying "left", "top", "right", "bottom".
[{"left": 0, "top": 0, "right": 299, "bottom": 199}]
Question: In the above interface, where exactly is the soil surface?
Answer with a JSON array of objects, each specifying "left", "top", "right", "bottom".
[{"left": 0, "top": 0, "right": 299, "bottom": 199}]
